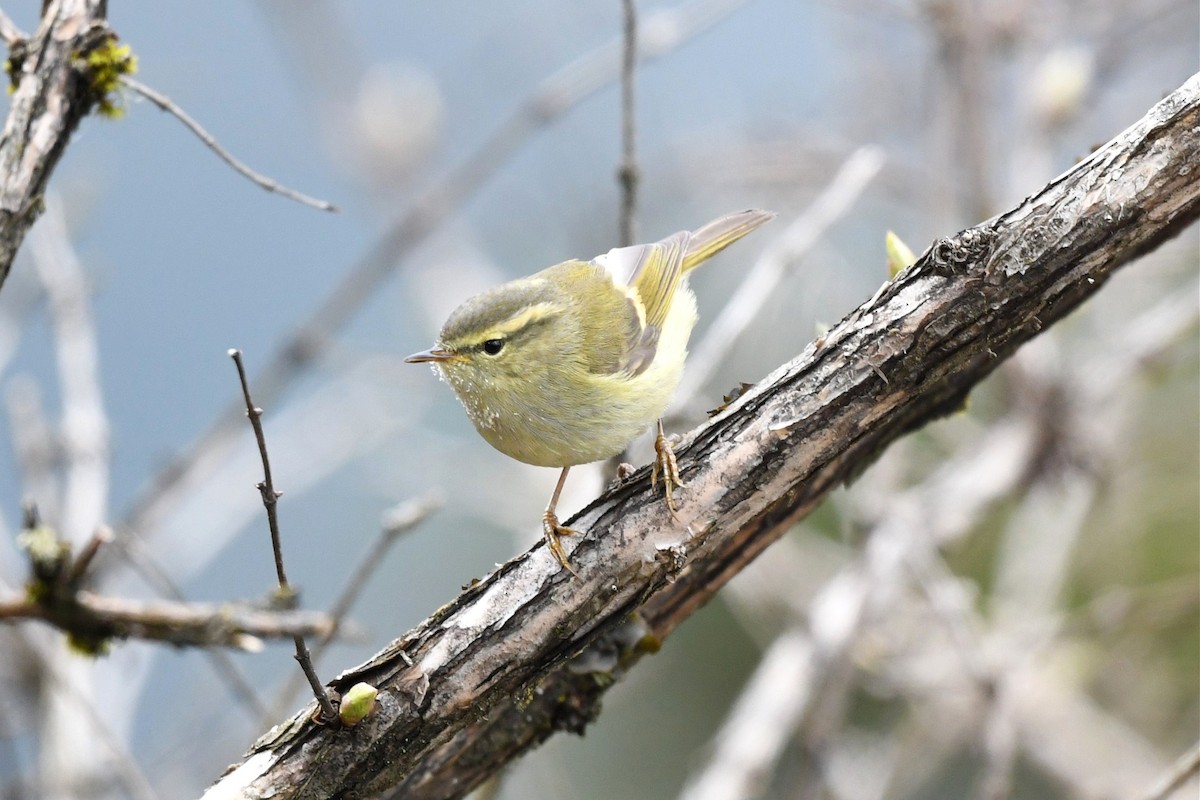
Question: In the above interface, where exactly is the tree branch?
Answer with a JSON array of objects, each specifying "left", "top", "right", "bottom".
[
  {"left": 203, "top": 73, "right": 1200, "bottom": 800},
  {"left": 0, "top": 0, "right": 111, "bottom": 292},
  {"left": 120, "top": 76, "right": 337, "bottom": 213},
  {"left": 617, "top": 0, "right": 639, "bottom": 246},
  {"left": 0, "top": 590, "right": 336, "bottom": 649},
  {"left": 230, "top": 348, "right": 337, "bottom": 723}
]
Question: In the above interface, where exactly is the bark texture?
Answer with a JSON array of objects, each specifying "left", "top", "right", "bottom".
[
  {"left": 203, "top": 73, "right": 1200, "bottom": 800},
  {"left": 0, "top": 0, "right": 112, "bottom": 291}
]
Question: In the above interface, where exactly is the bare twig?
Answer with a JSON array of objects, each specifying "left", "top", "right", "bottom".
[
  {"left": 618, "top": 0, "right": 639, "bottom": 246},
  {"left": 120, "top": 76, "right": 337, "bottom": 213},
  {"left": 230, "top": 350, "right": 289, "bottom": 589},
  {"left": 111, "top": 0, "right": 756, "bottom": 572},
  {"left": 229, "top": 349, "right": 336, "bottom": 724},
  {"left": 61, "top": 525, "right": 112, "bottom": 587},
  {"left": 111, "top": 355, "right": 422, "bottom": 721},
  {"left": 0, "top": 591, "right": 336, "bottom": 648}
]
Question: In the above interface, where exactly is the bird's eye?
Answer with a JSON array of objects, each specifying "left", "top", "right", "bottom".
[{"left": 482, "top": 339, "right": 505, "bottom": 355}]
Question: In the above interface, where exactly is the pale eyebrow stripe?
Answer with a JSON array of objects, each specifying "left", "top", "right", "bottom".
[{"left": 483, "top": 302, "right": 564, "bottom": 340}]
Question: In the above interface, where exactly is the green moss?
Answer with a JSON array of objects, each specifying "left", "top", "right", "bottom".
[
  {"left": 513, "top": 683, "right": 537, "bottom": 711},
  {"left": 588, "top": 671, "right": 615, "bottom": 690},
  {"left": 16, "top": 524, "right": 70, "bottom": 588},
  {"left": 67, "top": 630, "right": 111, "bottom": 657},
  {"left": 76, "top": 36, "right": 137, "bottom": 118}
]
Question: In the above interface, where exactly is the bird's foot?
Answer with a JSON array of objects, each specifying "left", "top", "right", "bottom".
[
  {"left": 542, "top": 510, "right": 580, "bottom": 577},
  {"left": 651, "top": 429, "right": 685, "bottom": 514}
]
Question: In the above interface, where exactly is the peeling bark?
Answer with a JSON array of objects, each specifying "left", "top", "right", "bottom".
[{"left": 203, "top": 73, "right": 1200, "bottom": 800}]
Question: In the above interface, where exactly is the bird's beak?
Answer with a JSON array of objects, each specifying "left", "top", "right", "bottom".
[{"left": 404, "top": 346, "right": 459, "bottom": 364}]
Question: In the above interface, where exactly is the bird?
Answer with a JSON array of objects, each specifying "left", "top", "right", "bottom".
[{"left": 406, "top": 209, "right": 774, "bottom": 573}]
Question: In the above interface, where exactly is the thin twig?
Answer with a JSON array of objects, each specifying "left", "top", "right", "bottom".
[
  {"left": 270, "top": 493, "right": 441, "bottom": 718},
  {"left": 229, "top": 349, "right": 336, "bottom": 724},
  {"left": 61, "top": 525, "right": 112, "bottom": 587},
  {"left": 121, "top": 76, "right": 337, "bottom": 213},
  {"left": 0, "top": 591, "right": 336, "bottom": 648},
  {"left": 230, "top": 351, "right": 288, "bottom": 589},
  {"left": 618, "top": 0, "right": 639, "bottom": 246}
]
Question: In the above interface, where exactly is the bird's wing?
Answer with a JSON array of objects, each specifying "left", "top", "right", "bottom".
[
  {"left": 593, "top": 230, "right": 691, "bottom": 376},
  {"left": 586, "top": 210, "right": 774, "bottom": 377}
]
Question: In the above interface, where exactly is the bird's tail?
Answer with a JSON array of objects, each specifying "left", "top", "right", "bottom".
[{"left": 681, "top": 208, "right": 776, "bottom": 272}]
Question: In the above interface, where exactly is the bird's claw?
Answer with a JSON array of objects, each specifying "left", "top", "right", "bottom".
[
  {"left": 542, "top": 510, "right": 580, "bottom": 577},
  {"left": 652, "top": 429, "right": 684, "bottom": 514}
]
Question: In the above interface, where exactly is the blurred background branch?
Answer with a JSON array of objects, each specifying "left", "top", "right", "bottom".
[{"left": 0, "top": 587, "right": 337, "bottom": 649}]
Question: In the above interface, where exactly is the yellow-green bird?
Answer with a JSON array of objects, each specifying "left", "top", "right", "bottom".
[{"left": 406, "top": 209, "right": 774, "bottom": 573}]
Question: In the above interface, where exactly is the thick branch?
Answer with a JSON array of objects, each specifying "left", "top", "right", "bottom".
[
  {"left": 0, "top": 0, "right": 110, "bottom": 291},
  {"left": 204, "top": 73, "right": 1200, "bottom": 800}
]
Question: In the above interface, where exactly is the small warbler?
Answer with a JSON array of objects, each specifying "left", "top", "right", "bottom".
[{"left": 407, "top": 209, "right": 774, "bottom": 572}]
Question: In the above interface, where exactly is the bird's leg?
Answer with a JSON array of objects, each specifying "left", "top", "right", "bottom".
[
  {"left": 651, "top": 419, "right": 684, "bottom": 513},
  {"left": 542, "top": 467, "right": 580, "bottom": 576}
]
